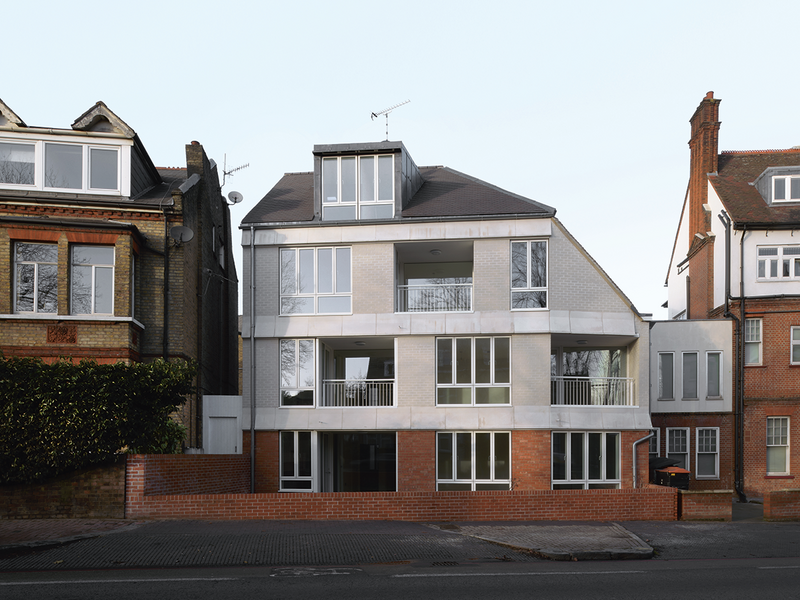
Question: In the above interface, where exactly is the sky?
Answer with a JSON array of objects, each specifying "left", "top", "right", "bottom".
[{"left": 6, "top": 0, "right": 800, "bottom": 318}]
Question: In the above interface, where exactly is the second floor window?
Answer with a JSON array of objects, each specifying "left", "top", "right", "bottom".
[
  {"left": 280, "top": 247, "right": 351, "bottom": 315},
  {"left": 321, "top": 155, "right": 394, "bottom": 220},
  {"left": 511, "top": 240, "right": 547, "bottom": 309},
  {"left": 71, "top": 246, "right": 114, "bottom": 315},
  {"left": 436, "top": 337, "right": 510, "bottom": 405},
  {"left": 745, "top": 319, "right": 762, "bottom": 365},
  {"left": 280, "top": 339, "right": 315, "bottom": 406},
  {"left": 757, "top": 246, "right": 800, "bottom": 280},
  {"left": 773, "top": 175, "right": 800, "bottom": 203},
  {"left": 14, "top": 242, "right": 58, "bottom": 313}
]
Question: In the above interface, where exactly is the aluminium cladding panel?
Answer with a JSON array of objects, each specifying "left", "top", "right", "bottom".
[{"left": 649, "top": 319, "right": 733, "bottom": 413}]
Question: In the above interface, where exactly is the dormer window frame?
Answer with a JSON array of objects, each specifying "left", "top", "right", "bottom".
[
  {"left": 0, "top": 132, "right": 131, "bottom": 197},
  {"left": 773, "top": 174, "right": 800, "bottom": 203},
  {"left": 321, "top": 153, "right": 395, "bottom": 221}
]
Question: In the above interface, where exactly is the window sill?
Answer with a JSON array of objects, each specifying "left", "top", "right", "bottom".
[
  {"left": 765, "top": 475, "right": 794, "bottom": 479},
  {"left": 705, "top": 396, "right": 724, "bottom": 401},
  {"left": 681, "top": 398, "right": 699, "bottom": 401},
  {"left": 1, "top": 313, "right": 144, "bottom": 328}
]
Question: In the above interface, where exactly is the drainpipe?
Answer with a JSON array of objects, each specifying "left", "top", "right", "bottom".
[
  {"left": 632, "top": 431, "right": 655, "bottom": 488},
  {"left": 163, "top": 207, "right": 170, "bottom": 360},
  {"left": 249, "top": 225, "right": 256, "bottom": 493},
  {"left": 736, "top": 226, "right": 748, "bottom": 502}
]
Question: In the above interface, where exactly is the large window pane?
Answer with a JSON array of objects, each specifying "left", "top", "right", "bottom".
[
  {"left": 94, "top": 266, "right": 113, "bottom": 314},
  {"left": 475, "top": 338, "right": 491, "bottom": 384},
  {"left": 682, "top": 352, "right": 698, "bottom": 399},
  {"left": 437, "top": 387, "right": 471, "bottom": 404},
  {"left": 456, "top": 433, "right": 472, "bottom": 480},
  {"left": 437, "top": 433, "right": 453, "bottom": 480},
  {"left": 455, "top": 338, "right": 471, "bottom": 384},
  {"left": 511, "top": 242, "right": 527, "bottom": 288},
  {"left": 659, "top": 353, "right": 674, "bottom": 399},
  {"left": 359, "top": 156, "right": 375, "bottom": 202},
  {"left": 378, "top": 155, "right": 393, "bottom": 201},
  {"left": 0, "top": 141, "right": 34, "bottom": 184},
  {"left": 298, "top": 340, "right": 315, "bottom": 388},
  {"left": 437, "top": 338, "right": 453, "bottom": 384},
  {"left": 297, "top": 432, "right": 312, "bottom": 477},
  {"left": 317, "top": 248, "right": 332, "bottom": 294},
  {"left": 552, "top": 432, "right": 566, "bottom": 480},
  {"left": 588, "top": 433, "right": 602, "bottom": 479},
  {"left": 281, "top": 249, "right": 296, "bottom": 294},
  {"left": 322, "top": 158, "right": 338, "bottom": 202},
  {"left": 707, "top": 352, "right": 721, "bottom": 397},
  {"left": 280, "top": 340, "right": 295, "bottom": 388},
  {"left": 530, "top": 241, "right": 547, "bottom": 288},
  {"left": 45, "top": 143, "right": 82, "bottom": 189},
  {"left": 15, "top": 263, "right": 35, "bottom": 312},
  {"left": 335, "top": 248, "right": 351, "bottom": 293},
  {"left": 494, "top": 338, "right": 510, "bottom": 384},
  {"left": 570, "top": 432, "right": 584, "bottom": 480},
  {"left": 494, "top": 433, "right": 510, "bottom": 480},
  {"left": 605, "top": 433, "right": 619, "bottom": 480},
  {"left": 340, "top": 157, "right": 356, "bottom": 203},
  {"left": 298, "top": 249, "right": 314, "bottom": 294},
  {"left": 475, "top": 387, "right": 509, "bottom": 404},
  {"left": 90, "top": 148, "right": 118, "bottom": 190},
  {"left": 475, "top": 433, "right": 491, "bottom": 480}
]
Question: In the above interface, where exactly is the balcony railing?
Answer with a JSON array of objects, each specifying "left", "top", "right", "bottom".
[
  {"left": 321, "top": 379, "right": 395, "bottom": 407},
  {"left": 550, "top": 376, "right": 635, "bottom": 406},
  {"left": 396, "top": 284, "right": 472, "bottom": 313}
]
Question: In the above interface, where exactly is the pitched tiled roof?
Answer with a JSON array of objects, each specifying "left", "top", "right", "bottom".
[
  {"left": 242, "top": 165, "right": 554, "bottom": 225},
  {"left": 710, "top": 149, "right": 800, "bottom": 227}
]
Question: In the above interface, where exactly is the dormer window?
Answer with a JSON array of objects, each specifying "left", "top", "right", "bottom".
[
  {"left": 321, "top": 154, "right": 394, "bottom": 220},
  {"left": 774, "top": 175, "right": 800, "bottom": 202},
  {"left": 0, "top": 137, "right": 125, "bottom": 195}
]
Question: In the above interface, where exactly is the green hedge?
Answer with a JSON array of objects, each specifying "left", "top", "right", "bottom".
[{"left": 0, "top": 356, "right": 197, "bottom": 484}]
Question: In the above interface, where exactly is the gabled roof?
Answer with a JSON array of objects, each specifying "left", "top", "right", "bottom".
[
  {"left": 710, "top": 149, "right": 800, "bottom": 227},
  {"left": 242, "top": 162, "right": 555, "bottom": 226},
  {"left": 0, "top": 98, "right": 25, "bottom": 127},
  {"left": 72, "top": 101, "right": 136, "bottom": 137}
]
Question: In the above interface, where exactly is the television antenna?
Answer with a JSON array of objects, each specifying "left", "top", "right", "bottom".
[
  {"left": 371, "top": 99, "right": 410, "bottom": 141},
  {"left": 222, "top": 154, "right": 250, "bottom": 188}
]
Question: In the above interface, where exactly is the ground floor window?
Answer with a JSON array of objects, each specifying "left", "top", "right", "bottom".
[
  {"left": 436, "top": 431, "right": 510, "bottom": 490},
  {"left": 767, "top": 417, "right": 789, "bottom": 475},
  {"left": 280, "top": 431, "right": 315, "bottom": 491},
  {"left": 667, "top": 427, "right": 689, "bottom": 470},
  {"left": 649, "top": 428, "right": 660, "bottom": 459},
  {"left": 552, "top": 431, "right": 620, "bottom": 489},
  {"left": 695, "top": 427, "right": 719, "bottom": 479}
]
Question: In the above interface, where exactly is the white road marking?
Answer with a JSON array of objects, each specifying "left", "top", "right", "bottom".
[
  {"left": 0, "top": 578, "right": 238, "bottom": 586},
  {"left": 392, "top": 570, "right": 646, "bottom": 578}
]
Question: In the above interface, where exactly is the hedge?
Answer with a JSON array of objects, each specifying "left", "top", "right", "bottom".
[{"left": 0, "top": 356, "right": 196, "bottom": 484}]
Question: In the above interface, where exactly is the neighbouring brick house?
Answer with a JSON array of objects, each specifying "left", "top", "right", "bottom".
[
  {"left": 241, "top": 141, "right": 652, "bottom": 496},
  {"left": 0, "top": 99, "right": 239, "bottom": 448},
  {"left": 663, "top": 91, "right": 800, "bottom": 497}
]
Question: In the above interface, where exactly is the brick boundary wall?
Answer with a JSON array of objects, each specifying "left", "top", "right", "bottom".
[
  {"left": 0, "top": 457, "right": 126, "bottom": 519},
  {"left": 679, "top": 489, "right": 733, "bottom": 521},
  {"left": 764, "top": 489, "right": 800, "bottom": 521},
  {"left": 126, "top": 454, "right": 251, "bottom": 497},
  {"left": 125, "top": 485, "right": 678, "bottom": 521}
]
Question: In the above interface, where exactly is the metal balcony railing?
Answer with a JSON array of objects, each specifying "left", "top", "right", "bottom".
[
  {"left": 396, "top": 284, "right": 472, "bottom": 313},
  {"left": 550, "top": 376, "right": 635, "bottom": 406},
  {"left": 321, "top": 379, "right": 395, "bottom": 407}
]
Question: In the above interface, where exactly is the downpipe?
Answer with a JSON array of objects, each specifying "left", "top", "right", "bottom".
[{"left": 632, "top": 431, "right": 655, "bottom": 488}]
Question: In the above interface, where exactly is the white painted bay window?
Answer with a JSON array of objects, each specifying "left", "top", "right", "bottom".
[{"left": 70, "top": 246, "right": 114, "bottom": 315}]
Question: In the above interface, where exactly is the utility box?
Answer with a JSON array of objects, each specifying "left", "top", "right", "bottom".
[{"left": 655, "top": 466, "right": 690, "bottom": 490}]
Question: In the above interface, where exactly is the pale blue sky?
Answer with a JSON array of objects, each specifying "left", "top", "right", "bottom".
[{"left": 7, "top": 0, "right": 800, "bottom": 317}]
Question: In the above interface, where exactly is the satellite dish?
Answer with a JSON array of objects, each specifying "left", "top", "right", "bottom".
[
  {"left": 228, "top": 191, "right": 243, "bottom": 204},
  {"left": 169, "top": 225, "right": 194, "bottom": 244}
]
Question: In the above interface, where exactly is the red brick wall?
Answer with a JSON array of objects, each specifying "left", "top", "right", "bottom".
[
  {"left": 126, "top": 454, "right": 250, "bottom": 497},
  {"left": 244, "top": 431, "right": 279, "bottom": 493},
  {"left": 679, "top": 490, "right": 732, "bottom": 520},
  {"left": 764, "top": 489, "right": 800, "bottom": 520},
  {"left": 125, "top": 486, "right": 678, "bottom": 521},
  {"left": 398, "top": 431, "right": 435, "bottom": 491},
  {"left": 0, "top": 458, "right": 126, "bottom": 519},
  {"left": 512, "top": 430, "right": 551, "bottom": 489},
  {"left": 650, "top": 414, "right": 735, "bottom": 490},
  {"left": 687, "top": 241, "right": 715, "bottom": 319},
  {"left": 743, "top": 402, "right": 800, "bottom": 495}
]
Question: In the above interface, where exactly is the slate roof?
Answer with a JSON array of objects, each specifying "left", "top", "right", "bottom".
[
  {"left": 241, "top": 164, "right": 555, "bottom": 226},
  {"left": 710, "top": 149, "right": 800, "bottom": 227}
]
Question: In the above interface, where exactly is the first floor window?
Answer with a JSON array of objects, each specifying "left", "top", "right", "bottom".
[
  {"left": 510, "top": 240, "right": 548, "bottom": 309},
  {"left": 280, "top": 339, "right": 315, "bottom": 406},
  {"left": 436, "top": 431, "right": 510, "bottom": 491},
  {"left": 682, "top": 352, "right": 698, "bottom": 400},
  {"left": 767, "top": 417, "right": 789, "bottom": 475},
  {"left": 667, "top": 428, "right": 689, "bottom": 470},
  {"left": 745, "top": 319, "right": 762, "bottom": 365},
  {"left": 436, "top": 337, "right": 510, "bottom": 405},
  {"left": 706, "top": 351, "right": 722, "bottom": 398},
  {"left": 696, "top": 428, "right": 719, "bottom": 479},
  {"left": 280, "top": 246, "right": 352, "bottom": 314},
  {"left": 791, "top": 327, "right": 800, "bottom": 365},
  {"left": 280, "top": 431, "right": 314, "bottom": 491},
  {"left": 71, "top": 245, "right": 114, "bottom": 314},
  {"left": 14, "top": 242, "right": 58, "bottom": 313},
  {"left": 649, "top": 429, "right": 660, "bottom": 459},
  {"left": 552, "top": 431, "right": 620, "bottom": 489},
  {"left": 658, "top": 353, "right": 674, "bottom": 400}
]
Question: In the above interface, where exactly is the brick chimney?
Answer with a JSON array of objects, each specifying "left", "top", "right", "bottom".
[{"left": 688, "top": 92, "right": 721, "bottom": 237}]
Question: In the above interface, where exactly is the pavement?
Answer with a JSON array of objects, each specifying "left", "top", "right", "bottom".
[{"left": 1, "top": 500, "right": 797, "bottom": 570}]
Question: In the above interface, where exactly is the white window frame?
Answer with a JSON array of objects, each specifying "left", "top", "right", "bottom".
[
  {"left": 666, "top": 427, "right": 690, "bottom": 470},
  {"left": 681, "top": 351, "right": 698, "bottom": 400},
  {"left": 658, "top": 352, "right": 674, "bottom": 400},
  {"left": 757, "top": 246, "right": 800, "bottom": 281},
  {"left": 791, "top": 327, "right": 800, "bottom": 366},
  {"left": 280, "top": 339, "right": 316, "bottom": 407},
  {"left": 321, "top": 154, "right": 394, "bottom": 221},
  {"left": 436, "top": 431, "right": 511, "bottom": 491},
  {"left": 767, "top": 416, "right": 790, "bottom": 475},
  {"left": 745, "top": 318, "right": 762, "bottom": 366},
  {"left": 435, "top": 337, "right": 511, "bottom": 406},
  {"left": 773, "top": 175, "right": 800, "bottom": 203},
  {"left": 13, "top": 242, "right": 58, "bottom": 314},
  {"left": 279, "top": 246, "right": 352, "bottom": 315},
  {"left": 706, "top": 351, "right": 723, "bottom": 398},
  {"left": 551, "top": 431, "right": 621, "bottom": 490},
  {"left": 279, "top": 431, "right": 316, "bottom": 492},
  {"left": 649, "top": 428, "right": 661, "bottom": 458},
  {"left": 0, "top": 137, "right": 123, "bottom": 195},
  {"left": 695, "top": 427, "right": 719, "bottom": 479},
  {"left": 70, "top": 245, "right": 115, "bottom": 315},
  {"left": 510, "top": 240, "right": 548, "bottom": 310}
]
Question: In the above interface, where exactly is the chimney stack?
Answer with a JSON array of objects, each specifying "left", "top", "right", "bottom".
[{"left": 688, "top": 91, "right": 721, "bottom": 236}]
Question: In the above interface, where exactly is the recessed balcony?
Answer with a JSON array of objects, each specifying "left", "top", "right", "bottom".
[
  {"left": 319, "top": 337, "right": 395, "bottom": 407},
  {"left": 395, "top": 241, "right": 473, "bottom": 314}
]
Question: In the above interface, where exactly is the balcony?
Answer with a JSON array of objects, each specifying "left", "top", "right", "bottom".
[
  {"left": 550, "top": 376, "right": 635, "bottom": 406},
  {"left": 396, "top": 283, "right": 472, "bottom": 313},
  {"left": 321, "top": 379, "right": 394, "bottom": 407}
]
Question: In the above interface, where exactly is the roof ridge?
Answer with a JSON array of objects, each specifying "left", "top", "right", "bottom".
[{"left": 721, "top": 148, "right": 800, "bottom": 155}]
